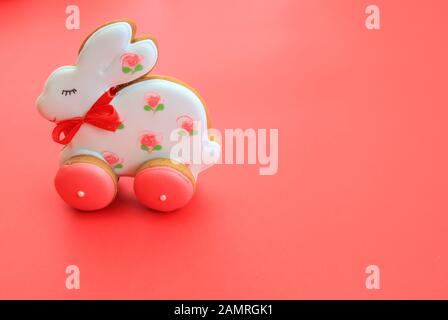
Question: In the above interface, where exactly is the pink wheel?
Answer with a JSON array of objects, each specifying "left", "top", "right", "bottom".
[
  {"left": 134, "top": 165, "right": 195, "bottom": 212},
  {"left": 54, "top": 158, "right": 117, "bottom": 211}
]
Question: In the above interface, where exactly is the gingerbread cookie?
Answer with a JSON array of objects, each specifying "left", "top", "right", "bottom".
[{"left": 36, "top": 21, "right": 220, "bottom": 212}]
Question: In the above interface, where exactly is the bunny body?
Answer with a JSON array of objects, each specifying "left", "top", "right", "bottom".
[
  {"left": 59, "top": 76, "right": 216, "bottom": 178},
  {"left": 36, "top": 21, "right": 220, "bottom": 211}
]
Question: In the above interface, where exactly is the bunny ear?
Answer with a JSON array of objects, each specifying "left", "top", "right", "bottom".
[
  {"left": 77, "top": 21, "right": 158, "bottom": 86},
  {"left": 103, "top": 38, "right": 158, "bottom": 86},
  {"left": 77, "top": 22, "right": 133, "bottom": 71}
]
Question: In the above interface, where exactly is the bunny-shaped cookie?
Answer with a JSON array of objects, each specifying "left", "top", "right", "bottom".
[{"left": 36, "top": 21, "right": 220, "bottom": 212}]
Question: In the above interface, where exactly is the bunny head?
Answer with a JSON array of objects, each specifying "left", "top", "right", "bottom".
[{"left": 36, "top": 21, "right": 158, "bottom": 122}]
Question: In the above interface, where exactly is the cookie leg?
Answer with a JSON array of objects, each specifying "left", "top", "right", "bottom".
[
  {"left": 134, "top": 158, "right": 195, "bottom": 212},
  {"left": 54, "top": 155, "right": 118, "bottom": 211}
]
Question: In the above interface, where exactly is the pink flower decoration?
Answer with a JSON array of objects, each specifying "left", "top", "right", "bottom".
[
  {"left": 177, "top": 115, "right": 195, "bottom": 135},
  {"left": 102, "top": 151, "right": 123, "bottom": 170},
  {"left": 121, "top": 53, "right": 144, "bottom": 74},
  {"left": 140, "top": 132, "right": 163, "bottom": 152},
  {"left": 121, "top": 53, "right": 142, "bottom": 67},
  {"left": 144, "top": 93, "right": 161, "bottom": 109},
  {"left": 141, "top": 133, "right": 157, "bottom": 148}
]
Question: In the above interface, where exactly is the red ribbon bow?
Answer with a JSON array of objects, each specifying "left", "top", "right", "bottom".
[{"left": 52, "top": 87, "right": 122, "bottom": 145}]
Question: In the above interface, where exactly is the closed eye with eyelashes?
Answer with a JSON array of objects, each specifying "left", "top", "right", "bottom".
[{"left": 61, "top": 89, "right": 77, "bottom": 96}]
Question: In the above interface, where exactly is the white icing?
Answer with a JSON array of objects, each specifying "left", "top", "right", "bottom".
[{"left": 37, "top": 22, "right": 220, "bottom": 178}]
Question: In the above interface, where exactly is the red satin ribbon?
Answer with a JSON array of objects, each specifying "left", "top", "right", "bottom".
[{"left": 52, "top": 87, "right": 121, "bottom": 145}]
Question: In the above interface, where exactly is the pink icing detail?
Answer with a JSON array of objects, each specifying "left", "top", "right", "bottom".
[
  {"left": 134, "top": 167, "right": 194, "bottom": 212},
  {"left": 140, "top": 132, "right": 161, "bottom": 148},
  {"left": 177, "top": 115, "right": 194, "bottom": 134},
  {"left": 54, "top": 163, "right": 116, "bottom": 211},
  {"left": 121, "top": 53, "right": 142, "bottom": 67},
  {"left": 144, "top": 93, "right": 161, "bottom": 108},
  {"left": 102, "top": 151, "right": 120, "bottom": 166}
]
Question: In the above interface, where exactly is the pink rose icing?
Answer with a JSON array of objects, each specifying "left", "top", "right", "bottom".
[
  {"left": 143, "top": 92, "right": 165, "bottom": 112},
  {"left": 145, "top": 93, "right": 161, "bottom": 108},
  {"left": 141, "top": 133, "right": 157, "bottom": 148},
  {"left": 140, "top": 132, "right": 163, "bottom": 152},
  {"left": 177, "top": 115, "right": 195, "bottom": 135},
  {"left": 104, "top": 154, "right": 120, "bottom": 165},
  {"left": 121, "top": 53, "right": 142, "bottom": 67},
  {"left": 102, "top": 151, "right": 123, "bottom": 169}
]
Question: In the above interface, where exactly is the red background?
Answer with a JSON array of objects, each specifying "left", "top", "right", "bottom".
[{"left": 0, "top": 0, "right": 447, "bottom": 299}]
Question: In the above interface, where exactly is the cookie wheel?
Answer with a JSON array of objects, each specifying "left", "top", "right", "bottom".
[
  {"left": 134, "top": 158, "right": 195, "bottom": 212},
  {"left": 54, "top": 155, "right": 118, "bottom": 211}
]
